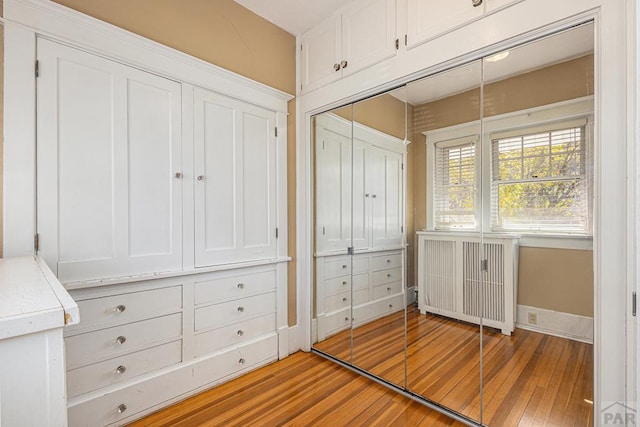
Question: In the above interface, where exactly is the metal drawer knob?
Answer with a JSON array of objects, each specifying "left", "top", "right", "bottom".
[
  {"left": 341, "top": 60, "right": 348, "bottom": 69},
  {"left": 117, "top": 404, "right": 127, "bottom": 414},
  {"left": 239, "top": 358, "right": 245, "bottom": 365},
  {"left": 342, "top": 297, "right": 347, "bottom": 302},
  {"left": 116, "top": 336, "right": 127, "bottom": 344},
  {"left": 342, "top": 281, "right": 347, "bottom": 285},
  {"left": 387, "top": 259, "right": 391, "bottom": 263},
  {"left": 387, "top": 287, "right": 391, "bottom": 291},
  {"left": 115, "top": 304, "right": 126, "bottom": 313},
  {"left": 389, "top": 304, "right": 393, "bottom": 308},
  {"left": 237, "top": 306, "right": 245, "bottom": 312},
  {"left": 197, "top": 175, "right": 205, "bottom": 181},
  {"left": 472, "top": 0, "right": 483, "bottom": 6},
  {"left": 342, "top": 265, "right": 347, "bottom": 269},
  {"left": 237, "top": 283, "right": 245, "bottom": 289},
  {"left": 387, "top": 273, "right": 392, "bottom": 278},
  {"left": 115, "top": 365, "right": 127, "bottom": 375},
  {"left": 344, "top": 317, "right": 349, "bottom": 322},
  {"left": 174, "top": 172, "right": 183, "bottom": 179},
  {"left": 237, "top": 330, "right": 244, "bottom": 337},
  {"left": 333, "top": 63, "right": 341, "bottom": 71}
]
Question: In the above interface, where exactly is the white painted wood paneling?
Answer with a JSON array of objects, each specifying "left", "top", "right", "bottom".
[
  {"left": 300, "top": 16, "right": 342, "bottom": 93},
  {"left": 37, "top": 38, "right": 183, "bottom": 283},
  {"left": 406, "top": 0, "right": 484, "bottom": 49},
  {"left": 341, "top": 0, "right": 397, "bottom": 77},
  {"left": 194, "top": 88, "right": 277, "bottom": 267}
]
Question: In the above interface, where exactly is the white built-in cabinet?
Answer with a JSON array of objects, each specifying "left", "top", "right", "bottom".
[
  {"left": 193, "top": 88, "right": 277, "bottom": 267},
  {"left": 300, "top": 0, "right": 524, "bottom": 93},
  {"left": 34, "top": 35, "right": 290, "bottom": 426},
  {"left": 315, "top": 114, "right": 405, "bottom": 254},
  {"left": 300, "top": 0, "right": 397, "bottom": 93},
  {"left": 37, "top": 38, "right": 183, "bottom": 283}
]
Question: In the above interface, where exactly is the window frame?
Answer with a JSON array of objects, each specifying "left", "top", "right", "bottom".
[{"left": 425, "top": 96, "right": 594, "bottom": 243}]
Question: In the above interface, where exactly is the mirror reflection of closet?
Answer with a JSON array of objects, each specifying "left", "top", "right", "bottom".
[
  {"left": 350, "top": 88, "right": 408, "bottom": 388},
  {"left": 480, "top": 23, "right": 594, "bottom": 426},
  {"left": 313, "top": 104, "right": 354, "bottom": 364},
  {"left": 407, "top": 60, "right": 483, "bottom": 422}
]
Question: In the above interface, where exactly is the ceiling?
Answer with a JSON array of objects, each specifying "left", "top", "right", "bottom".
[
  {"left": 397, "top": 23, "right": 594, "bottom": 105},
  {"left": 233, "top": 0, "right": 344, "bottom": 36}
]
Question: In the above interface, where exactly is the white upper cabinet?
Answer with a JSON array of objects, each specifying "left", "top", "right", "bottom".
[
  {"left": 484, "top": 0, "right": 522, "bottom": 13},
  {"left": 406, "top": 0, "right": 484, "bottom": 49},
  {"left": 37, "top": 38, "right": 182, "bottom": 283},
  {"left": 194, "top": 88, "right": 277, "bottom": 267},
  {"left": 300, "top": 0, "right": 397, "bottom": 93}
]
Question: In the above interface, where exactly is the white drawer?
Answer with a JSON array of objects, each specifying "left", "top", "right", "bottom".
[
  {"left": 66, "top": 286, "right": 182, "bottom": 335},
  {"left": 192, "top": 334, "right": 278, "bottom": 389},
  {"left": 67, "top": 335, "right": 277, "bottom": 427},
  {"left": 371, "top": 253, "right": 402, "bottom": 271},
  {"left": 325, "top": 291, "right": 351, "bottom": 312},
  {"left": 352, "top": 256, "right": 370, "bottom": 274},
  {"left": 67, "top": 340, "right": 182, "bottom": 398},
  {"left": 194, "top": 292, "right": 276, "bottom": 332},
  {"left": 373, "top": 281, "right": 403, "bottom": 300},
  {"left": 194, "top": 313, "right": 276, "bottom": 357},
  {"left": 66, "top": 313, "right": 182, "bottom": 370},
  {"left": 354, "top": 294, "right": 404, "bottom": 326},
  {"left": 194, "top": 270, "right": 276, "bottom": 305},
  {"left": 322, "top": 257, "right": 351, "bottom": 278},
  {"left": 323, "top": 275, "right": 350, "bottom": 296},
  {"left": 324, "top": 308, "right": 351, "bottom": 336},
  {"left": 353, "top": 288, "right": 369, "bottom": 305},
  {"left": 372, "top": 267, "right": 402, "bottom": 286}
]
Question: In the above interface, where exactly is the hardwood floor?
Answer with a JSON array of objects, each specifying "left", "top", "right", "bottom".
[{"left": 132, "top": 305, "right": 592, "bottom": 426}]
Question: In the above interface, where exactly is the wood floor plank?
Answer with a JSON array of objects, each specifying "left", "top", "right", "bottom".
[{"left": 131, "top": 305, "right": 592, "bottom": 427}]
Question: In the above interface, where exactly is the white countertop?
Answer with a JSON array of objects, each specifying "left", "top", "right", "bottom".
[{"left": 0, "top": 256, "right": 79, "bottom": 340}]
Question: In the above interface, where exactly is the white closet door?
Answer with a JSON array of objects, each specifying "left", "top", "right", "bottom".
[
  {"left": 194, "top": 88, "right": 277, "bottom": 267},
  {"left": 36, "top": 38, "right": 182, "bottom": 283},
  {"left": 369, "top": 147, "right": 403, "bottom": 248},
  {"left": 315, "top": 127, "right": 352, "bottom": 253},
  {"left": 352, "top": 139, "right": 370, "bottom": 251}
]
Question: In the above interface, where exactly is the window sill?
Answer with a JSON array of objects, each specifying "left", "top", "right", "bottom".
[
  {"left": 514, "top": 234, "right": 592, "bottom": 250},
  {"left": 421, "top": 229, "right": 593, "bottom": 250}
]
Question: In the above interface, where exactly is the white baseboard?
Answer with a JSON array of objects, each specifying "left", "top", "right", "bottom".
[
  {"left": 516, "top": 304, "right": 593, "bottom": 344},
  {"left": 406, "top": 285, "right": 417, "bottom": 305},
  {"left": 287, "top": 324, "right": 302, "bottom": 354}
]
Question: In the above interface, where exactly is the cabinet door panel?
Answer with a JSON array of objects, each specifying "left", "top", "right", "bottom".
[
  {"left": 37, "top": 38, "right": 182, "bottom": 283},
  {"left": 369, "top": 147, "right": 403, "bottom": 248},
  {"left": 300, "top": 16, "right": 341, "bottom": 93},
  {"left": 352, "top": 140, "right": 370, "bottom": 250},
  {"left": 315, "top": 127, "right": 352, "bottom": 253},
  {"left": 194, "top": 88, "right": 277, "bottom": 266},
  {"left": 406, "top": 0, "right": 484, "bottom": 49},
  {"left": 342, "top": 0, "right": 397, "bottom": 77}
]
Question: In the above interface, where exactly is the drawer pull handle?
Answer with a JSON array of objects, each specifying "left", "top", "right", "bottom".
[
  {"left": 387, "top": 287, "right": 391, "bottom": 291},
  {"left": 342, "top": 297, "right": 347, "bottom": 302},
  {"left": 115, "top": 365, "right": 127, "bottom": 375},
  {"left": 237, "top": 330, "right": 244, "bottom": 337},
  {"left": 237, "top": 307, "right": 245, "bottom": 312},
  {"left": 342, "top": 281, "right": 347, "bottom": 285},
  {"left": 387, "top": 273, "right": 392, "bottom": 278},
  {"left": 116, "top": 336, "right": 127, "bottom": 344},
  {"left": 344, "top": 317, "right": 349, "bottom": 322},
  {"left": 387, "top": 259, "right": 391, "bottom": 263},
  {"left": 115, "top": 304, "right": 126, "bottom": 313},
  {"left": 342, "top": 265, "right": 347, "bottom": 269},
  {"left": 239, "top": 358, "right": 245, "bottom": 365},
  {"left": 117, "top": 404, "right": 127, "bottom": 414},
  {"left": 237, "top": 283, "right": 245, "bottom": 289},
  {"left": 389, "top": 304, "right": 393, "bottom": 308}
]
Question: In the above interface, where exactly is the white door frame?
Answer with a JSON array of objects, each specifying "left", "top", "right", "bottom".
[{"left": 296, "top": 0, "right": 636, "bottom": 422}]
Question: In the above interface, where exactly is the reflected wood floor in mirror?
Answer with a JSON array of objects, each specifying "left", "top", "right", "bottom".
[
  {"left": 128, "top": 350, "right": 463, "bottom": 427},
  {"left": 315, "top": 305, "right": 593, "bottom": 426}
]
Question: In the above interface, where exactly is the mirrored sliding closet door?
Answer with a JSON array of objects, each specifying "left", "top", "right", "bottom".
[{"left": 480, "top": 23, "right": 594, "bottom": 426}]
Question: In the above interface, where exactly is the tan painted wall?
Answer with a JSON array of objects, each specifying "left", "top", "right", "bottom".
[
  {"left": 45, "top": 0, "right": 298, "bottom": 324},
  {"left": 412, "top": 55, "right": 594, "bottom": 316}
]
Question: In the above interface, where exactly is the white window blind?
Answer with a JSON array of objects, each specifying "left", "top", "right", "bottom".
[
  {"left": 434, "top": 138, "right": 476, "bottom": 229},
  {"left": 491, "top": 123, "right": 589, "bottom": 233}
]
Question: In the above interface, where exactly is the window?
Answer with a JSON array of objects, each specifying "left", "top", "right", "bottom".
[
  {"left": 491, "top": 120, "right": 589, "bottom": 233},
  {"left": 427, "top": 99, "right": 593, "bottom": 236},
  {"left": 433, "top": 137, "right": 477, "bottom": 230}
]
